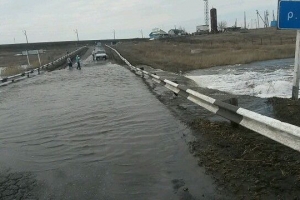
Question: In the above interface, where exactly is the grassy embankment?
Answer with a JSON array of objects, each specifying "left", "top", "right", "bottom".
[{"left": 113, "top": 28, "right": 297, "bottom": 73}]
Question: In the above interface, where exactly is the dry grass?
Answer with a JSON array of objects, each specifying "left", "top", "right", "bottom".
[
  {"left": 1, "top": 66, "right": 25, "bottom": 76},
  {"left": 114, "top": 28, "right": 297, "bottom": 72},
  {"left": 0, "top": 60, "right": 42, "bottom": 76}
]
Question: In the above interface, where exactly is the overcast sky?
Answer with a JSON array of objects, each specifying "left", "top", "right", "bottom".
[{"left": 0, "top": 0, "right": 279, "bottom": 44}]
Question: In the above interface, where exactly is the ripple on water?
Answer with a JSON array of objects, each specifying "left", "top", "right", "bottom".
[{"left": 0, "top": 63, "right": 218, "bottom": 199}]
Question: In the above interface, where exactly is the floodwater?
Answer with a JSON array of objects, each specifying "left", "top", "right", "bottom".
[
  {"left": 186, "top": 58, "right": 296, "bottom": 98},
  {"left": 0, "top": 57, "right": 218, "bottom": 199}
]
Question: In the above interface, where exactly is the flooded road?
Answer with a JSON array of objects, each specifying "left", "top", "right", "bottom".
[{"left": 0, "top": 59, "right": 219, "bottom": 199}]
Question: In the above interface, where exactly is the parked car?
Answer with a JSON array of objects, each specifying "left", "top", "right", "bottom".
[{"left": 95, "top": 50, "right": 107, "bottom": 61}]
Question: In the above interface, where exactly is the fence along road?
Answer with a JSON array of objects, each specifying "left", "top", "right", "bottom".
[
  {"left": 0, "top": 47, "right": 87, "bottom": 87},
  {"left": 107, "top": 45, "right": 300, "bottom": 153}
]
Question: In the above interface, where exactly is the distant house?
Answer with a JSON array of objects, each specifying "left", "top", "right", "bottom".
[
  {"left": 196, "top": 25, "right": 209, "bottom": 34},
  {"left": 168, "top": 29, "right": 187, "bottom": 36},
  {"left": 149, "top": 29, "right": 169, "bottom": 39}
]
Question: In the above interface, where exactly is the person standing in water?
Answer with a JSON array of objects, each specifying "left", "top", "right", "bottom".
[
  {"left": 92, "top": 49, "right": 96, "bottom": 61},
  {"left": 76, "top": 55, "right": 81, "bottom": 70},
  {"left": 67, "top": 57, "right": 72, "bottom": 69}
]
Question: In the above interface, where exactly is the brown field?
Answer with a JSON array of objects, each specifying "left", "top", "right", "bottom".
[{"left": 113, "top": 28, "right": 297, "bottom": 73}]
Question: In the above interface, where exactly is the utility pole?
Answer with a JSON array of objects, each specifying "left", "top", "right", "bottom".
[
  {"left": 113, "top": 30, "right": 115, "bottom": 40},
  {"left": 140, "top": 30, "right": 144, "bottom": 38},
  {"left": 265, "top": 10, "right": 269, "bottom": 27},
  {"left": 256, "top": 10, "right": 268, "bottom": 28},
  {"left": 74, "top": 29, "right": 79, "bottom": 41},
  {"left": 244, "top": 12, "right": 247, "bottom": 29},
  {"left": 256, "top": 11, "right": 260, "bottom": 28},
  {"left": 263, "top": 11, "right": 269, "bottom": 28},
  {"left": 23, "top": 30, "right": 31, "bottom": 66}
]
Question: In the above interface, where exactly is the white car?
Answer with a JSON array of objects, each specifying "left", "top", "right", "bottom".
[{"left": 95, "top": 50, "right": 107, "bottom": 61}]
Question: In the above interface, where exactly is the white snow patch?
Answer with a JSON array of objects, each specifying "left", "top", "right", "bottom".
[{"left": 186, "top": 61, "right": 298, "bottom": 98}]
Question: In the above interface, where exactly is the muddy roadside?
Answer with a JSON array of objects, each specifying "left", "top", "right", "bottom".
[{"left": 106, "top": 46, "right": 300, "bottom": 199}]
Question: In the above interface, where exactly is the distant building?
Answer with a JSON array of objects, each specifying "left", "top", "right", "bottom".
[
  {"left": 149, "top": 28, "right": 168, "bottom": 39},
  {"left": 196, "top": 25, "right": 209, "bottom": 34},
  {"left": 168, "top": 29, "right": 187, "bottom": 36},
  {"left": 21, "top": 49, "right": 45, "bottom": 56}
]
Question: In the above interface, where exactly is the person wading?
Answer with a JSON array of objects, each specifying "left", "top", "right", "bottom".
[
  {"left": 76, "top": 55, "right": 81, "bottom": 70},
  {"left": 92, "top": 49, "right": 96, "bottom": 61},
  {"left": 67, "top": 57, "right": 72, "bottom": 69}
]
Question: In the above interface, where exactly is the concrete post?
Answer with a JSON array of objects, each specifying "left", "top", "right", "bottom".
[
  {"left": 23, "top": 30, "right": 31, "bottom": 67},
  {"left": 229, "top": 98, "right": 239, "bottom": 128}
]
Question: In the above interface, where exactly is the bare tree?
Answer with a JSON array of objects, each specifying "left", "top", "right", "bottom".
[
  {"left": 218, "top": 21, "right": 227, "bottom": 32},
  {"left": 178, "top": 26, "right": 186, "bottom": 32}
]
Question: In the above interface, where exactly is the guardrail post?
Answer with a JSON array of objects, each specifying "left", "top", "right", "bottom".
[
  {"left": 140, "top": 67, "right": 144, "bottom": 78},
  {"left": 230, "top": 98, "right": 239, "bottom": 127},
  {"left": 223, "top": 97, "right": 239, "bottom": 128}
]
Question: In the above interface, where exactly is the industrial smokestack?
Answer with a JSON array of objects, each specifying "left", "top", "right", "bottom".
[{"left": 210, "top": 8, "right": 218, "bottom": 33}]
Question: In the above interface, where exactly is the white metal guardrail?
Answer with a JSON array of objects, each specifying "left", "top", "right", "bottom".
[
  {"left": 107, "top": 45, "right": 300, "bottom": 152},
  {"left": 0, "top": 46, "right": 87, "bottom": 87}
]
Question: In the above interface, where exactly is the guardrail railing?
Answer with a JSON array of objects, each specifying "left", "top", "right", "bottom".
[
  {"left": 0, "top": 46, "right": 87, "bottom": 87},
  {"left": 106, "top": 45, "right": 300, "bottom": 152}
]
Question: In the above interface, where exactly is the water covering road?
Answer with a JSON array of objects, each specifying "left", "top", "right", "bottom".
[{"left": 0, "top": 58, "right": 219, "bottom": 199}]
